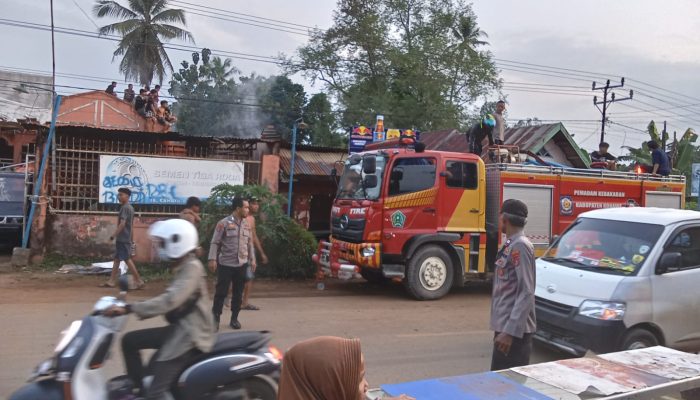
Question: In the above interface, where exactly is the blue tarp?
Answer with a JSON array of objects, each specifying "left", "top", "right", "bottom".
[{"left": 382, "top": 371, "right": 553, "bottom": 400}]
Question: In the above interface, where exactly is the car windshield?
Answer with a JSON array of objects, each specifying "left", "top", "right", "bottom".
[
  {"left": 542, "top": 218, "right": 664, "bottom": 276},
  {"left": 336, "top": 154, "right": 386, "bottom": 200}
]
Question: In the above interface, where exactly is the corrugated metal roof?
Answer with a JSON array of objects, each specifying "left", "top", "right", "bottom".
[
  {"left": 420, "top": 123, "right": 589, "bottom": 168},
  {"left": 420, "top": 129, "right": 468, "bottom": 152},
  {"left": 279, "top": 148, "right": 346, "bottom": 177}
]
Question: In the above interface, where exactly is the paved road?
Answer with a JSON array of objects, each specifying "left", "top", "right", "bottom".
[{"left": 0, "top": 273, "right": 569, "bottom": 397}]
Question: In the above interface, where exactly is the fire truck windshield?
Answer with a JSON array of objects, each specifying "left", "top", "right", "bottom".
[
  {"left": 542, "top": 218, "right": 664, "bottom": 276},
  {"left": 336, "top": 154, "right": 386, "bottom": 200}
]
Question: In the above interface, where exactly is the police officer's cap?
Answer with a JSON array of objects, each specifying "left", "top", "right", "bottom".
[{"left": 501, "top": 199, "right": 528, "bottom": 218}]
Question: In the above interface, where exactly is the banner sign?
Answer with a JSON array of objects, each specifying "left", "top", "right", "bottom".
[
  {"left": 349, "top": 121, "right": 422, "bottom": 154},
  {"left": 692, "top": 163, "right": 700, "bottom": 197},
  {"left": 99, "top": 155, "right": 244, "bottom": 204},
  {"left": 349, "top": 125, "right": 373, "bottom": 154}
]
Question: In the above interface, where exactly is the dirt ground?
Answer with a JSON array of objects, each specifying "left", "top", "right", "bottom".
[{"left": 0, "top": 269, "right": 568, "bottom": 398}]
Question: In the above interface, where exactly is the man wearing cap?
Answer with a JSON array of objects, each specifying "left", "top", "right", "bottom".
[
  {"left": 490, "top": 199, "right": 536, "bottom": 370},
  {"left": 240, "top": 196, "right": 269, "bottom": 310}
]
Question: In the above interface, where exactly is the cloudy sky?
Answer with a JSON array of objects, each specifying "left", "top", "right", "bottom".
[{"left": 1, "top": 0, "right": 699, "bottom": 152}]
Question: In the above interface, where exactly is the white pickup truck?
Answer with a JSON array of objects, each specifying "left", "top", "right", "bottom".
[{"left": 535, "top": 207, "right": 700, "bottom": 356}]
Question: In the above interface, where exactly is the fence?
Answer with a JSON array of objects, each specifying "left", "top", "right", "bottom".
[{"left": 50, "top": 134, "right": 260, "bottom": 215}]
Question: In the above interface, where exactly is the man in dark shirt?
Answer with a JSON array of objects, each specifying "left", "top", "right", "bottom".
[
  {"left": 642, "top": 141, "right": 671, "bottom": 176},
  {"left": 590, "top": 142, "right": 617, "bottom": 170},
  {"left": 123, "top": 83, "right": 135, "bottom": 103},
  {"left": 102, "top": 187, "right": 145, "bottom": 289},
  {"left": 105, "top": 81, "right": 117, "bottom": 96},
  {"left": 466, "top": 114, "right": 496, "bottom": 157},
  {"left": 134, "top": 89, "right": 147, "bottom": 115}
]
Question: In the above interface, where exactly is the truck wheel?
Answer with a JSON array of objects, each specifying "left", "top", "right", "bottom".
[
  {"left": 360, "top": 268, "right": 388, "bottom": 285},
  {"left": 621, "top": 328, "right": 659, "bottom": 351},
  {"left": 405, "top": 245, "right": 454, "bottom": 300}
]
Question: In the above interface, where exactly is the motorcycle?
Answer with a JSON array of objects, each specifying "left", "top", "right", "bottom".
[{"left": 9, "top": 276, "right": 282, "bottom": 400}]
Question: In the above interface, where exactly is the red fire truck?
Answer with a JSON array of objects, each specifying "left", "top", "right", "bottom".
[{"left": 312, "top": 138, "right": 686, "bottom": 300}]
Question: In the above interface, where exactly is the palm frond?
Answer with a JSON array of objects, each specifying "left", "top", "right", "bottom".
[
  {"left": 152, "top": 8, "right": 187, "bottom": 25},
  {"left": 151, "top": 0, "right": 169, "bottom": 16},
  {"left": 98, "top": 19, "right": 142, "bottom": 36},
  {"left": 93, "top": 0, "right": 138, "bottom": 20},
  {"left": 154, "top": 24, "right": 194, "bottom": 43},
  {"left": 127, "top": 0, "right": 146, "bottom": 17}
]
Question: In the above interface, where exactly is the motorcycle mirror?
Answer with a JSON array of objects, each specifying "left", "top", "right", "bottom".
[{"left": 118, "top": 275, "right": 130, "bottom": 292}]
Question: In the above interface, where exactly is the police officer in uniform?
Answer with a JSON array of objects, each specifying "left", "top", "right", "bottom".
[
  {"left": 209, "top": 197, "right": 256, "bottom": 331},
  {"left": 490, "top": 199, "right": 536, "bottom": 370}
]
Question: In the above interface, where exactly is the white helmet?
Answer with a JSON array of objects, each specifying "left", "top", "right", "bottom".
[{"left": 148, "top": 219, "right": 198, "bottom": 260}]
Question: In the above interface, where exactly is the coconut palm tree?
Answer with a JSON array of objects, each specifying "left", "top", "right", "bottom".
[
  {"left": 207, "top": 57, "right": 239, "bottom": 87},
  {"left": 451, "top": 14, "right": 489, "bottom": 57},
  {"left": 94, "top": 0, "right": 194, "bottom": 86}
]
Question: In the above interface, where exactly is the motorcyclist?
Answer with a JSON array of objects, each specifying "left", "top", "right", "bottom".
[
  {"left": 467, "top": 114, "right": 499, "bottom": 158},
  {"left": 105, "top": 219, "right": 215, "bottom": 399}
]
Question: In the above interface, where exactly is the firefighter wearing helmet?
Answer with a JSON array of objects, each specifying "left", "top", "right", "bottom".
[
  {"left": 104, "top": 219, "right": 215, "bottom": 398},
  {"left": 467, "top": 114, "right": 498, "bottom": 157}
]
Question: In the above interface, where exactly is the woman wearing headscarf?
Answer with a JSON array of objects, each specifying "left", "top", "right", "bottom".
[{"left": 278, "top": 336, "right": 413, "bottom": 400}]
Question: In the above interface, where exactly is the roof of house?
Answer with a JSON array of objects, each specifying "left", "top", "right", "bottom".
[
  {"left": 279, "top": 148, "right": 347, "bottom": 178},
  {"left": 581, "top": 207, "right": 700, "bottom": 225},
  {"left": 420, "top": 123, "right": 590, "bottom": 168}
]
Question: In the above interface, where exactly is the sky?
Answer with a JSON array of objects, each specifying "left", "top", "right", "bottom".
[{"left": 1, "top": 0, "right": 700, "bottom": 153}]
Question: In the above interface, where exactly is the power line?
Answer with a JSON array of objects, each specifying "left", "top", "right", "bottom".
[
  {"left": 172, "top": 7, "right": 311, "bottom": 36},
  {"left": 170, "top": 0, "right": 318, "bottom": 30},
  {"left": 592, "top": 78, "right": 634, "bottom": 143}
]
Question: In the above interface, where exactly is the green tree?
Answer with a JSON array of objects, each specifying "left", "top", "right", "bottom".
[
  {"left": 94, "top": 0, "right": 194, "bottom": 86},
  {"left": 168, "top": 49, "right": 239, "bottom": 135},
  {"left": 261, "top": 76, "right": 307, "bottom": 141},
  {"left": 200, "top": 184, "right": 317, "bottom": 278},
  {"left": 304, "top": 93, "right": 345, "bottom": 147},
  {"left": 286, "top": 0, "right": 499, "bottom": 131}
]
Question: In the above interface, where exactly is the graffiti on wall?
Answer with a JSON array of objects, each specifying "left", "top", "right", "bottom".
[{"left": 99, "top": 155, "right": 244, "bottom": 205}]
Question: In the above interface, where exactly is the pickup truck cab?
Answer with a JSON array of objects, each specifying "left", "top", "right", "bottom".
[{"left": 535, "top": 207, "right": 700, "bottom": 356}]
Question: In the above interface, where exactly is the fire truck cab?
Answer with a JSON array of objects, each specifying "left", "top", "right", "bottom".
[{"left": 312, "top": 139, "right": 686, "bottom": 300}]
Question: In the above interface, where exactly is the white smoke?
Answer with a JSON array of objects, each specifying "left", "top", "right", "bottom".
[{"left": 214, "top": 76, "right": 272, "bottom": 138}]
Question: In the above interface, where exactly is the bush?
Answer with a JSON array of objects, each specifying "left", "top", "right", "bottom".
[{"left": 200, "top": 184, "right": 317, "bottom": 279}]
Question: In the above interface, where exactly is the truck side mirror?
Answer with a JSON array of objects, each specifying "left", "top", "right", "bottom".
[
  {"left": 657, "top": 252, "right": 681, "bottom": 275},
  {"left": 364, "top": 175, "right": 378, "bottom": 189},
  {"left": 330, "top": 168, "right": 337, "bottom": 178},
  {"left": 362, "top": 157, "right": 376, "bottom": 174}
]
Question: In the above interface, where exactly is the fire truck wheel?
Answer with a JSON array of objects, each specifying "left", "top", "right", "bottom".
[
  {"left": 620, "top": 328, "right": 659, "bottom": 351},
  {"left": 405, "top": 245, "right": 454, "bottom": 300}
]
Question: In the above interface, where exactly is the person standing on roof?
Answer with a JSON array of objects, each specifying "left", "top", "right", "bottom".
[
  {"left": 494, "top": 101, "right": 506, "bottom": 145},
  {"left": 490, "top": 199, "right": 536, "bottom": 371},
  {"left": 467, "top": 114, "right": 496, "bottom": 157}
]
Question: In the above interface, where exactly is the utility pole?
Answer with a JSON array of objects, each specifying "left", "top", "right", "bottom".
[
  {"left": 593, "top": 78, "right": 633, "bottom": 143},
  {"left": 662, "top": 121, "right": 668, "bottom": 149}
]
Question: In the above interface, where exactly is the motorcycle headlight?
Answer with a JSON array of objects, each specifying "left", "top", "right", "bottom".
[
  {"left": 361, "top": 247, "right": 376, "bottom": 257},
  {"left": 54, "top": 320, "right": 82, "bottom": 353},
  {"left": 578, "top": 300, "right": 626, "bottom": 321}
]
